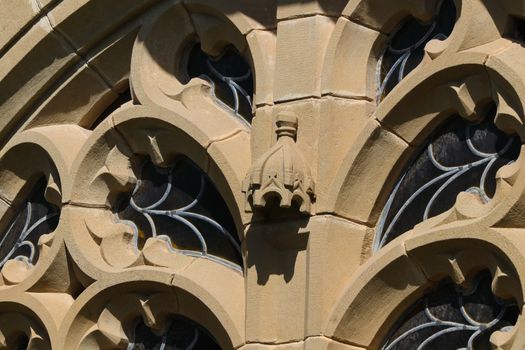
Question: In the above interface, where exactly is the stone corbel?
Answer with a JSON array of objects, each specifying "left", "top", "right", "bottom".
[{"left": 243, "top": 112, "right": 315, "bottom": 214}]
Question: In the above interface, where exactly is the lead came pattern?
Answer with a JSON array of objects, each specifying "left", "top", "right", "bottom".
[
  {"left": 116, "top": 156, "right": 243, "bottom": 272},
  {"left": 187, "top": 44, "right": 254, "bottom": 125},
  {"left": 383, "top": 271, "right": 519, "bottom": 350},
  {"left": 375, "top": 106, "right": 521, "bottom": 250},
  {"left": 0, "top": 178, "right": 59, "bottom": 269},
  {"left": 377, "top": 0, "right": 456, "bottom": 102}
]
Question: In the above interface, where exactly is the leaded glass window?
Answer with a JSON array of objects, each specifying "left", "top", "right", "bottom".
[
  {"left": 127, "top": 315, "right": 220, "bottom": 350},
  {"left": 375, "top": 105, "right": 521, "bottom": 250},
  {"left": 186, "top": 44, "right": 254, "bottom": 125},
  {"left": 13, "top": 335, "right": 29, "bottom": 350},
  {"left": 0, "top": 177, "right": 60, "bottom": 269},
  {"left": 377, "top": 0, "right": 456, "bottom": 101},
  {"left": 116, "top": 156, "right": 242, "bottom": 271},
  {"left": 382, "top": 271, "right": 519, "bottom": 350}
]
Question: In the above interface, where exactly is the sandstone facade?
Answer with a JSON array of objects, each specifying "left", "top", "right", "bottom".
[{"left": 0, "top": 0, "right": 525, "bottom": 349}]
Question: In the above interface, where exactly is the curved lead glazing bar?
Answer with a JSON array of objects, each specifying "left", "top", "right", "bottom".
[
  {"left": 117, "top": 158, "right": 243, "bottom": 272},
  {"left": 382, "top": 273, "right": 517, "bottom": 350},
  {"left": 374, "top": 115, "right": 520, "bottom": 251}
]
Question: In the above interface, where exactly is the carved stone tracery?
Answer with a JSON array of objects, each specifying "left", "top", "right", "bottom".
[{"left": 2, "top": 0, "right": 525, "bottom": 349}]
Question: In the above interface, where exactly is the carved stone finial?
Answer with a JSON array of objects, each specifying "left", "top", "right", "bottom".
[
  {"left": 243, "top": 112, "right": 315, "bottom": 214},
  {"left": 275, "top": 112, "right": 298, "bottom": 139}
]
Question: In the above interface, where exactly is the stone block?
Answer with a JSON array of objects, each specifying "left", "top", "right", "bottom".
[
  {"left": 47, "top": 0, "right": 161, "bottom": 52},
  {"left": 304, "top": 336, "right": 366, "bottom": 350},
  {"left": 208, "top": 130, "right": 252, "bottom": 227},
  {"left": 25, "top": 64, "right": 116, "bottom": 129},
  {"left": 238, "top": 342, "right": 303, "bottom": 350},
  {"left": 321, "top": 17, "right": 385, "bottom": 100},
  {"left": 277, "top": 0, "right": 347, "bottom": 19},
  {"left": 88, "top": 26, "right": 141, "bottom": 91},
  {"left": 273, "top": 16, "right": 334, "bottom": 102},
  {"left": 316, "top": 98, "right": 373, "bottom": 211},
  {"left": 305, "top": 216, "right": 370, "bottom": 336},
  {"left": 245, "top": 218, "right": 310, "bottom": 343},
  {"left": 184, "top": 0, "right": 277, "bottom": 34},
  {"left": 247, "top": 29, "right": 276, "bottom": 107},
  {"left": 0, "top": 0, "right": 39, "bottom": 52},
  {"left": 0, "top": 18, "right": 77, "bottom": 140},
  {"left": 326, "top": 120, "right": 412, "bottom": 225}
]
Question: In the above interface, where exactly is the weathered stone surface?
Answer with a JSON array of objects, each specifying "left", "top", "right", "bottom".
[{"left": 1, "top": 2, "right": 525, "bottom": 350}]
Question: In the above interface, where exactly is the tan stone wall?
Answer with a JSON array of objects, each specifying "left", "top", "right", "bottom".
[{"left": 0, "top": 0, "right": 525, "bottom": 349}]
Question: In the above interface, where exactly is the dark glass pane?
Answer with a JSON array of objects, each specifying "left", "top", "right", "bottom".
[
  {"left": 128, "top": 315, "right": 221, "bottom": 350},
  {"left": 375, "top": 106, "right": 521, "bottom": 249},
  {"left": 378, "top": 0, "right": 456, "bottom": 101},
  {"left": 382, "top": 271, "right": 519, "bottom": 350},
  {"left": 0, "top": 177, "right": 60, "bottom": 268},
  {"left": 117, "top": 156, "right": 242, "bottom": 271},
  {"left": 89, "top": 89, "right": 132, "bottom": 130},
  {"left": 505, "top": 16, "right": 525, "bottom": 44},
  {"left": 14, "top": 335, "right": 29, "bottom": 350},
  {"left": 187, "top": 44, "right": 254, "bottom": 124}
]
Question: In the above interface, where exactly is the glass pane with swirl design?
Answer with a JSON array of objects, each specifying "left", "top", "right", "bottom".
[
  {"left": 128, "top": 315, "right": 220, "bottom": 350},
  {"left": 382, "top": 271, "right": 519, "bottom": 350},
  {"left": 377, "top": 0, "right": 456, "bottom": 101},
  {"left": 0, "top": 177, "right": 60, "bottom": 268},
  {"left": 375, "top": 106, "right": 521, "bottom": 250},
  {"left": 187, "top": 44, "right": 254, "bottom": 124},
  {"left": 116, "top": 156, "right": 242, "bottom": 271}
]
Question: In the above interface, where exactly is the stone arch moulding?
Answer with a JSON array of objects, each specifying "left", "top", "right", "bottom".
[
  {"left": 325, "top": 47, "right": 525, "bottom": 236},
  {"left": 130, "top": 0, "right": 276, "bottom": 117},
  {"left": 325, "top": 226, "right": 525, "bottom": 349},
  {"left": 0, "top": 290, "right": 69, "bottom": 350},
  {"left": 321, "top": 0, "right": 509, "bottom": 102},
  {"left": 64, "top": 104, "right": 249, "bottom": 281},
  {"left": 0, "top": 125, "right": 87, "bottom": 292},
  {"left": 58, "top": 269, "right": 244, "bottom": 350}
]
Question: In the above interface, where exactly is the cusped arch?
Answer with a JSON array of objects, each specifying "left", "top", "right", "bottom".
[
  {"left": 321, "top": 0, "right": 510, "bottom": 101},
  {"left": 0, "top": 125, "right": 86, "bottom": 290},
  {"left": 327, "top": 52, "right": 525, "bottom": 232},
  {"left": 0, "top": 292, "right": 68, "bottom": 349},
  {"left": 58, "top": 268, "right": 244, "bottom": 349},
  {"left": 64, "top": 103, "right": 249, "bottom": 280},
  {"left": 131, "top": 1, "right": 274, "bottom": 116},
  {"left": 326, "top": 227, "right": 525, "bottom": 349}
]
